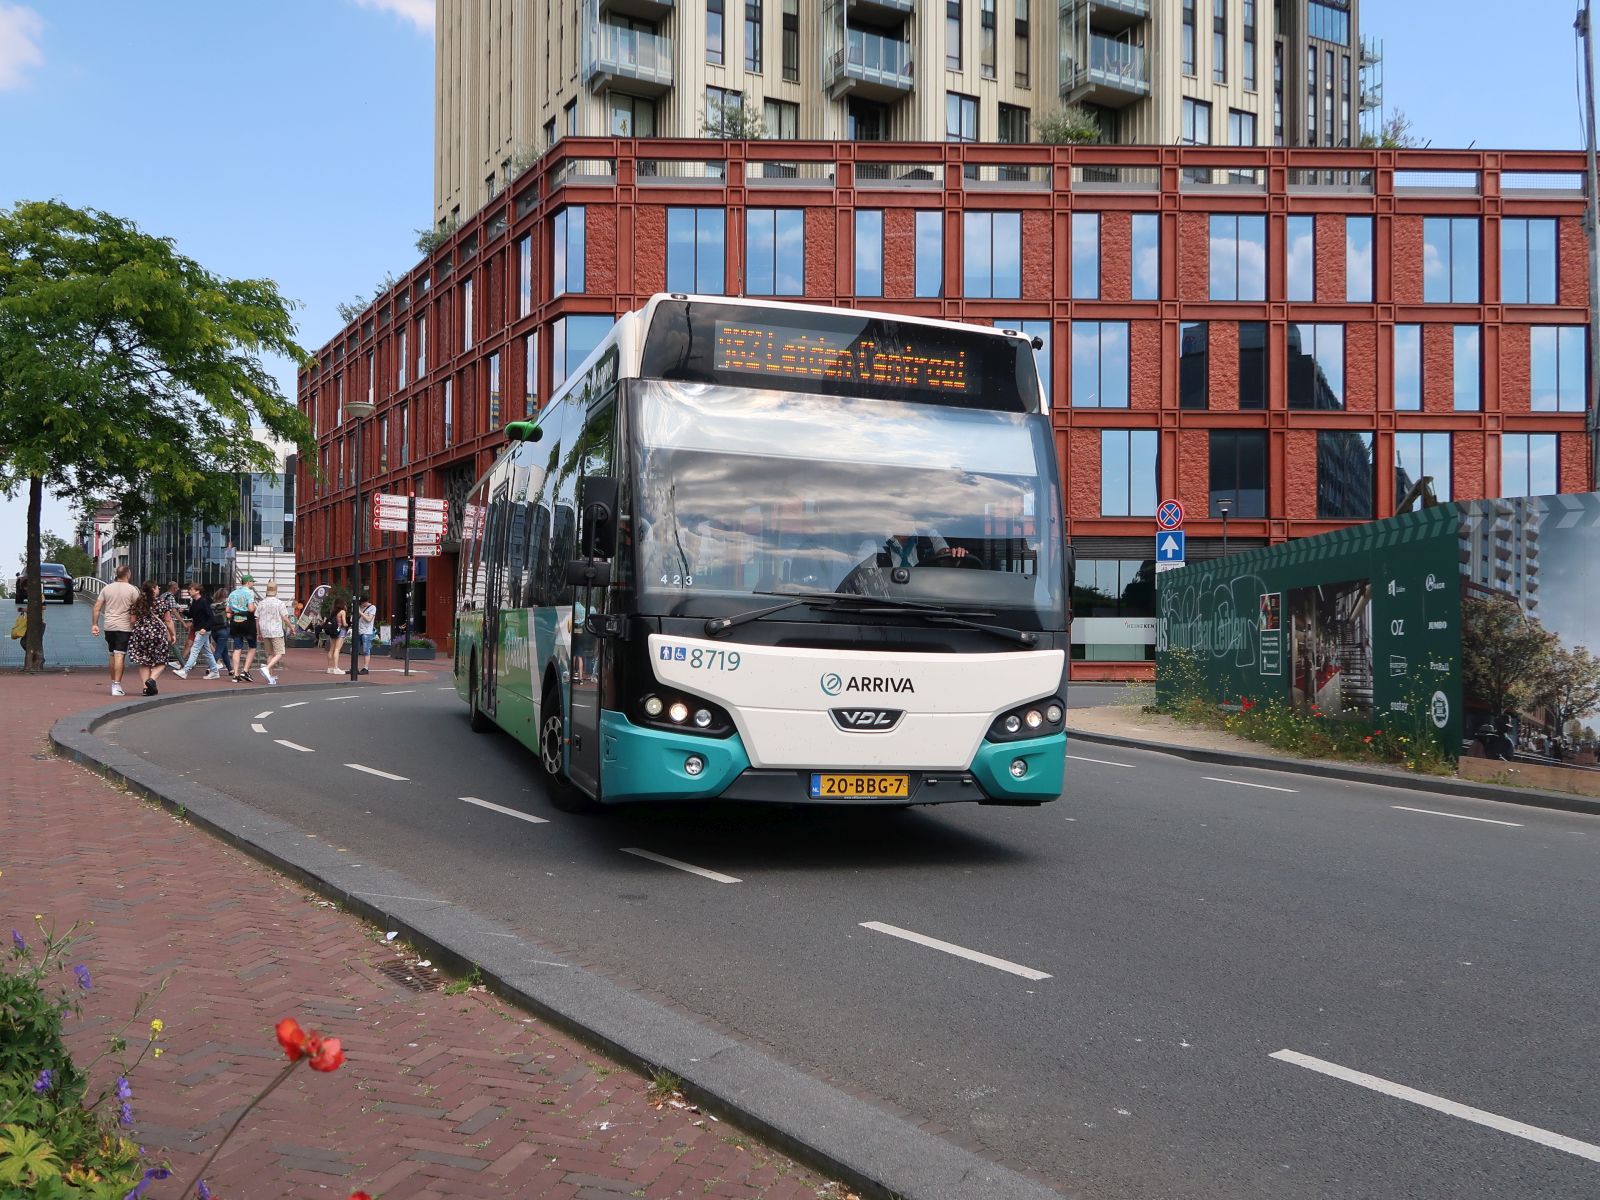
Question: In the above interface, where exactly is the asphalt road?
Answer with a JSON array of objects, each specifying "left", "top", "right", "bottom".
[{"left": 104, "top": 685, "right": 1600, "bottom": 1199}]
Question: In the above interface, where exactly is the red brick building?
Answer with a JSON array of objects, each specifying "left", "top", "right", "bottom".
[{"left": 296, "top": 138, "right": 1594, "bottom": 678}]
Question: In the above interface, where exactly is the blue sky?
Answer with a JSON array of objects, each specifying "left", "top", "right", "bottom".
[{"left": 0, "top": 0, "right": 1595, "bottom": 574}]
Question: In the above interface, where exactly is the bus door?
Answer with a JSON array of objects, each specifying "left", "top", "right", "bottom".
[
  {"left": 480, "top": 476, "right": 513, "bottom": 716},
  {"left": 566, "top": 400, "right": 617, "bottom": 795}
]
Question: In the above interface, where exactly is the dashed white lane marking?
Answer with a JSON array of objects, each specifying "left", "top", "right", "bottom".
[
  {"left": 438, "top": 686, "right": 455, "bottom": 691},
  {"left": 347, "top": 763, "right": 408, "bottom": 781},
  {"left": 1203, "top": 776, "right": 1298, "bottom": 793},
  {"left": 1391, "top": 805, "right": 1522, "bottom": 828},
  {"left": 620, "top": 847, "right": 741, "bottom": 884},
  {"left": 461, "top": 796, "right": 550, "bottom": 825},
  {"left": 324, "top": 694, "right": 360, "bottom": 701},
  {"left": 859, "top": 921, "right": 1051, "bottom": 981},
  {"left": 250, "top": 723, "right": 268, "bottom": 734},
  {"left": 254, "top": 710, "right": 273, "bottom": 719},
  {"left": 1067, "top": 754, "right": 1135, "bottom": 769},
  {"left": 281, "top": 702, "right": 308, "bottom": 708},
  {"left": 381, "top": 689, "right": 417, "bottom": 696},
  {"left": 1270, "top": 1049, "right": 1600, "bottom": 1164},
  {"left": 275, "top": 739, "right": 314, "bottom": 752}
]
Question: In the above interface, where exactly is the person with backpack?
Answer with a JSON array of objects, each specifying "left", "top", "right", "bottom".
[
  {"left": 171, "top": 582, "right": 222, "bottom": 680},
  {"left": 225, "top": 574, "right": 260, "bottom": 683}
]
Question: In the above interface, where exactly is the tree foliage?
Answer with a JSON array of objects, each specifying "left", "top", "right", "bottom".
[
  {"left": 701, "top": 99, "right": 765, "bottom": 139},
  {"left": 1359, "top": 109, "right": 1421, "bottom": 149},
  {"left": 1537, "top": 645, "right": 1600, "bottom": 737},
  {"left": 0, "top": 199, "right": 311, "bottom": 669},
  {"left": 1035, "top": 106, "right": 1101, "bottom": 145},
  {"left": 1460, "top": 595, "right": 1557, "bottom": 719},
  {"left": 18, "top": 532, "right": 94, "bottom": 580}
]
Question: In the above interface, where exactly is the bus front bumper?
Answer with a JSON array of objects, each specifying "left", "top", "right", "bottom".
[{"left": 598, "top": 712, "right": 1063, "bottom": 806}]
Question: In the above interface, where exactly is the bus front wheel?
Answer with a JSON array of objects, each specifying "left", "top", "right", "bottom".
[{"left": 539, "top": 683, "right": 595, "bottom": 814}]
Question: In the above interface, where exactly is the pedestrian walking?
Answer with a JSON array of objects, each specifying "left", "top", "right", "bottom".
[
  {"left": 89, "top": 566, "right": 141, "bottom": 696},
  {"left": 210, "top": 586, "right": 231, "bottom": 666},
  {"left": 356, "top": 593, "right": 378, "bottom": 675},
  {"left": 325, "top": 597, "right": 350, "bottom": 674},
  {"left": 158, "top": 580, "right": 185, "bottom": 668},
  {"left": 171, "top": 582, "right": 222, "bottom": 680},
  {"left": 126, "top": 581, "right": 176, "bottom": 696},
  {"left": 225, "top": 574, "right": 260, "bottom": 683},
  {"left": 254, "top": 582, "right": 293, "bottom": 686}
]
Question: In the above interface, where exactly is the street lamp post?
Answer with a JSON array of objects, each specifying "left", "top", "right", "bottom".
[
  {"left": 344, "top": 398, "right": 376, "bottom": 683},
  {"left": 1217, "top": 496, "right": 1233, "bottom": 557}
]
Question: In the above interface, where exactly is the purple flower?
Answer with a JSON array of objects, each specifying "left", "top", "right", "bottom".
[
  {"left": 197, "top": 1182, "right": 214, "bottom": 1200},
  {"left": 32, "top": 1069, "right": 52, "bottom": 1094},
  {"left": 116, "top": 1075, "right": 132, "bottom": 1101},
  {"left": 11, "top": 930, "right": 24, "bottom": 953},
  {"left": 122, "top": 1166, "right": 171, "bottom": 1200},
  {"left": 74, "top": 964, "right": 92, "bottom": 990},
  {"left": 119, "top": 1100, "right": 134, "bottom": 1126}
]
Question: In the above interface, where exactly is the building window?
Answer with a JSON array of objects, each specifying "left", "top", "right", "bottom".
[
  {"left": 1239, "top": 321, "right": 1268, "bottom": 408},
  {"left": 1131, "top": 213, "right": 1160, "bottom": 300},
  {"left": 1307, "top": 0, "right": 1350, "bottom": 44},
  {"left": 782, "top": 0, "right": 799, "bottom": 81},
  {"left": 1502, "top": 217, "right": 1557, "bottom": 304},
  {"left": 946, "top": 91, "right": 978, "bottom": 142},
  {"left": 1071, "top": 321, "right": 1130, "bottom": 408},
  {"left": 609, "top": 93, "right": 656, "bottom": 137},
  {"left": 544, "top": 116, "right": 557, "bottom": 148},
  {"left": 962, "top": 211, "right": 1021, "bottom": 298},
  {"left": 1273, "top": 41, "right": 1284, "bottom": 144},
  {"left": 1179, "top": 322, "right": 1208, "bottom": 409},
  {"left": 552, "top": 207, "right": 585, "bottom": 298},
  {"left": 1212, "top": 0, "right": 1226, "bottom": 83},
  {"left": 1531, "top": 326, "right": 1586, "bottom": 412},
  {"left": 487, "top": 352, "right": 501, "bottom": 430},
  {"left": 397, "top": 327, "right": 408, "bottom": 389},
  {"left": 1454, "top": 325, "right": 1481, "bottom": 411},
  {"left": 1072, "top": 212, "right": 1100, "bottom": 299},
  {"left": 1317, "top": 431, "right": 1373, "bottom": 520},
  {"left": 415, "top": 316, "right": 427, "bottom": 378},
  {"left": 980, "top": 0, "right": 996, "bottom": 78},
  {"left": 525, "top": 334, "right": 538, "bottom": 413},
  {"left": 1395, "top": 432, "right": 1451, "bottom": 504},
  {"left": 1340, "top": 54, "right": 1351, "bottom": 146},
  {"left": 1423, "top": 217, "right": 1480, "bottom": 303},
  {"left": 1307, "top": 46, "right": 1317, "bottom": 142},
  {"left": 707, "top": 0, "right": 724, "bottom": 64},
  {"left": 1502, "top": 433, "right": 1558, "bottom": 498},
  {"left": 667, "top": 207, "right": 726, "bottom": 294},
  {"left": 1210, "top": 430, "right": 1267, "bottom": 516},
  {"left": 745, "top": 0, "right": 763, "bottom": 71},
  {"left": 1394, "top": 325, "right": 1422, "bottom": 410},
  {"left": 1014, "top": 0, "right": 1030, "bottom": 87},
  {"left": 399, "top": 403, "right": 409, "bottom": 467},
  {"left": 366, "top": 351, "right": 375, "bottom": 406},
  {"left": 1227, "top": 108, "right": 1256, "bottom": 147},
  {"left": 1073, "top": 559, "right": 1157, "bottom": 660},
  {"left": 552, "top": 315, "right": 613, "bottom": 391},
  {"left": 1101, "top": 431, "right": 1158, "bottom": 517},
  {"left": 1242, "top": 0, "right": 1257, "bottom": 90},
  {"left": 946, "top": 0, "right": 962, "bottom": 70},
  {"left": 1345, "top": 217, "right": 1373, "bottom": 302},
  {"left": 517, "top": 236, "right": 533, "bottom": 317},
  {"left": 1181, "top": 0, "right": 1196, "bottom": 76},
  {"left": 764, "top": 98, "right": 798, "bottom": 139},
  {"left": 1288, "top": 323, "right": 1344, "bottom": 409},
  {"left": 746, "top": 208, "right": 805, "bottom": 296},
  {"left": 442, "top": 379, "right": 453, "bottom": 448},
  {"left": 462, "top": 277, "right": 474, "bottom": 351},
  {"left": 855, "top": 210, "right": 884, "bottom": 297},
  {"left": 916, "top": 211, "right": 944, "bottom": 298},
  {"left": 1209, "top": 214, "right": 1266, "bottom": 301},
  {"left": 1286, "top": 215, "right": 1315, "bottom": 301},
  {"left": 1181, "top": 98, "right": 1211, "bottom": 183},
  {"left": 704, "top": 86, "right": 744, "bottom": 136},
  {"left": 995, "top": 318, "right": 1051, "bottom": 404},
  {"left": 998, "top": 102, "right": 1029, "bottom": 143},
  {"left": 378, "top": 414, "right": 389, "bottom": 475}
]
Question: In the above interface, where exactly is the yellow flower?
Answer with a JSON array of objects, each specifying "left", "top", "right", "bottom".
[
  {"left": 153, "top": 1048, "right": 163, "bottom": 1058},
  {"left": 150, "top": 1019, "right": 163, "bottom": 1035}
]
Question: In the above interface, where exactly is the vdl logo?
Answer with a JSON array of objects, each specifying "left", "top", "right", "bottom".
[{"left": 820, "top": 672, "right": 843, "bottom": 696}]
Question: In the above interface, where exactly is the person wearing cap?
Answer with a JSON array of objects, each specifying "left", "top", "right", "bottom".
[{"left": 225, "top": 574, "right": 260, "bottom": 683}]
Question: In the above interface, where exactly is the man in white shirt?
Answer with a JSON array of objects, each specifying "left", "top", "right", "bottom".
[
  {"left": 89, "top": 566, "right": 141, "bottom": 696},
  {"left": 357, "top": 594, "right": 378, "bottom": 676},
  {"left": 253, "top": 581, "right": 293, "bottom": 686}
]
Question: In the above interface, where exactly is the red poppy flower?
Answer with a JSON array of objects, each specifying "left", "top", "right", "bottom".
[
  {"left": 308, "top": 1036, "right": 346, "bottom": 1073},
  {"left": 276, "top": 1018, "right": 308, "bottom": 1062},
  {"left": 349, "top": 1192, "right": 372, "bottom": 1199}
]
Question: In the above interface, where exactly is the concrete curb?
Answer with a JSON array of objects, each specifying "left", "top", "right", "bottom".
[
  {"left": 52, "top": 690, "right": 1071, "bottom": 1200},
  {"left": 1066, "top": 725, "right": 1600, "bottom": 819}
]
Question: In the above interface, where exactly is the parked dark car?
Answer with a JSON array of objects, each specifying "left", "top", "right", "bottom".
[{"left": 14, "top": 562, "right": 74, "bottom": 606}]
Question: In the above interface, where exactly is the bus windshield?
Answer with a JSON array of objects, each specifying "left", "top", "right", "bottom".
[{"left": 630, "top": 381, "right": 1067, "bottom": 630}]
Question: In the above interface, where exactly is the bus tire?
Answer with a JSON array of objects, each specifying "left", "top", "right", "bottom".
[
  {"left": 467, "top": 656, "right": 492, "bottom": 733},
  {"left": 540, "top": 682, "right": 596, "bottom": 814}
]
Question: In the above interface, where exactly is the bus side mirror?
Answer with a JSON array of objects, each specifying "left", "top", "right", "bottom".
[
  {"left": 565, "top": 559, "right": 612, "bottom": 587},
  {"left": 577, "top": 476, "right": 617, "bottom": 558}
]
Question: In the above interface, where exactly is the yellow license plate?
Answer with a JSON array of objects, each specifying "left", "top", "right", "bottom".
[{"left": 810, "top": 773, "right": 910, "bottom": 799}]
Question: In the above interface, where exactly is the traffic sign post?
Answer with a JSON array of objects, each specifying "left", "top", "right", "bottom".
[
  {"left": 1155, "top": 530, "right": 1186, "bottom": 573},
  {"left": 1156, "top": 499, "right": 1185, "bottom": 531}
]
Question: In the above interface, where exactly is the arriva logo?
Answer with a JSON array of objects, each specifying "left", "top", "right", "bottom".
[
  {"left": 820, "top": 672, "right": 916, "bottom": 695},
  {"left": 820, "top": 672, "right": 843, "bottom": 696}
]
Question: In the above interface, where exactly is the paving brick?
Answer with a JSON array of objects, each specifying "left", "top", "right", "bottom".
[{"left": 0, "top": 659, "right": 833, "bottom": 1198}]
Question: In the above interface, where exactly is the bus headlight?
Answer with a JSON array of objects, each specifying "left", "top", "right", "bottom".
[
  {"left": 685, "top": 754, "right": 706, "bottom": 777},
  {"left": 1024, "top": 709, "right": 1043, "bottom": 729},
  {"left": 1003, "top": 715, "right": 1022, "bottom": 734},
  {"left": 668, "top": 701, "right": 690, "bottom": 724},
  {"left": 1046, "top": 703, "right": 1063, "bottom": 724},
  {"left": 693, "top": 708, "right": 713, "bottom": 728},
  {"left": 1010, "top": 758, "right": 1028, "bottom": 778},
  {"left": 988, "top": 697, "right": 1066, "bottom": 742},
  {"left": 643, "top": 695, "right": 664, "bottom": 717}
]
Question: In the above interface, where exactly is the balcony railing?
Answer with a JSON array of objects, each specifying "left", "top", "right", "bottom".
[
  {"left": 583, "top": 15, "right": 674, "bottom": 94},
  {"left": 825, "top": 27, "right": 914, "bottom": 98},
  {"left": 1060, "top": 33, "right": 1149, "bottom": 104}
]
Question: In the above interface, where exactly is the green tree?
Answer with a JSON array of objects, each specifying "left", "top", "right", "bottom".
[
  {"left": 1034, "top": 105, "right": 1101, "bottom": 145},
  {"left": 701, "top": 98, "right": 765, "bottom": 139},
  {"left": 18, "top": 532, "right": 94, "bottom": 580},
  {"left": 0, "top": 200, "right": 311, "bottom": 671},
  {"left": 1359, "top": 109, "right": 1421, "bottom": 149},
  {"left": 1537, "top": 645, "right": 1600, "bottom": 743},
  {"left": 1460, "top": 595, "right": 1557, "bottom": 720}
]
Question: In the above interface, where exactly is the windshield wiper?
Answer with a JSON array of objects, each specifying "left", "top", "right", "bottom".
[{"left": 705, "top": 590, "right": 1036, "bottom": 646}]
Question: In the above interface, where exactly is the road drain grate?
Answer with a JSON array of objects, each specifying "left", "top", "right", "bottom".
[{"left": 374, "top": 958, "right": 445, "bottom": 993}]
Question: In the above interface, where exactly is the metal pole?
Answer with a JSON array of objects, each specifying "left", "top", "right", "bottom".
[
  {"left": 1580, "top": 0, "right": 1600, "bottom": 488},
  {"left": 403, "top": 489, "right": 415, "bottom": 678},
  {"left": 350, "top": 418, "right": 362, "bottom": 684},
  {"left": 1222, "top": 508, "right": 1229, "bottom": 557}
]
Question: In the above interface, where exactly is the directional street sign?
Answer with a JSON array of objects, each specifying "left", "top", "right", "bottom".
[
  {"left": 1156, "top": 530, "right": 1186, "bottom": 563},
  {"left": 1156, "top": 499, "right": 1185, "bottom": 530}
]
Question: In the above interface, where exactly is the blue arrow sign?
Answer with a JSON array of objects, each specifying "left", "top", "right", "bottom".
[{"left": 1156, "top": 531, "right": 1186, "bottom": 563}]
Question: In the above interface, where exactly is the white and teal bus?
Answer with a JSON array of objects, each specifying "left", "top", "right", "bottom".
[{"left": 454, "top": 295, "right": 1071, "bottom": 812}]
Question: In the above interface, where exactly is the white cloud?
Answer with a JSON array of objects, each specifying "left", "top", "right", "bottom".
[
  {"left": 0, "top": 4, "right": 44, "bottom": 90},
  {"left": 350, "top": 0, "right": 434, "bottom": 34}
]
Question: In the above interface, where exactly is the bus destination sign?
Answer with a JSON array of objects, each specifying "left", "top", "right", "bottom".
[{"left": 714, "top": 321, "right": 972, "bottom": 394}]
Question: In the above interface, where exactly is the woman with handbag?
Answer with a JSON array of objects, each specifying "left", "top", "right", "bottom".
[{"left": 325, "top": 599, "right": 350, "bottom": 674}]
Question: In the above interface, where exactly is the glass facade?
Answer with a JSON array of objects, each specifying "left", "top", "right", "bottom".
[
  {"left": 1100, "top": 430, "right": 1158, "bottom": 516},
  {"left": 1071, "top": 321, "right": 1129, "bottom": 408},
  {"left": 128, "top": 463, "right": 296, "bottom": 590},
  {"left": 746, "top": 208, "right": 805, "bottom": 296},
  {"left": 1423, "top": 217, "right": 1479, "bottom": 303},
  {"left": 855, "top": 210, "right": 884, "bottom": 297},
  {"left": 1209, "top": 215, "right": 1266, "bottom": 301},
  {"left": 1502, "top": 218, "right": 1557, "bottom": 304},
  {"left": 1502, "top": 433, "right": 1558, "bottom": 498},
  {"left": 1072, "top": 212, "right": 1099, "bottom": 300},
  {"left": 962, "top": 211, "right": 1021, "bottom": 298},
  {"left": 1531, "top": 325, "right": 1586, "bottom": 412}
]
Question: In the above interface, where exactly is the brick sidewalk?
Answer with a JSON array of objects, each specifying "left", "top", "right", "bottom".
[{"left": 1, "top": 662, "right": 837, "bottom": 1199}]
